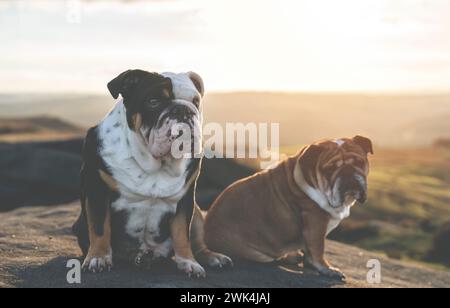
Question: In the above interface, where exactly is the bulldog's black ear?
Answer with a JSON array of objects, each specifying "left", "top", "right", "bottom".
[
  {"left": 107, "top": 70, "right": 141, "bottom": 99},
  {"left": 353, "top": 135, "right": 374, "bottom": 155},
  {"left": 188, "top": 71, "right": 205, "bottom": 97}
]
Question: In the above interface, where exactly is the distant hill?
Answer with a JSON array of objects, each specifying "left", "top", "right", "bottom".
[
  {"left": 399, "top": 114, "right": 450, "bottom": 146},
  {"left": 203, "top": 92, "right": 450, "bottom": 148},
  {"left": 0, "top": 116, "right": 84, "bottom": 142},
  {"left": 1, "top": 92, "right": 450, "bottom": 147},
  {"left": 434, "top": 138, "right": 450, "bottom": 149}
]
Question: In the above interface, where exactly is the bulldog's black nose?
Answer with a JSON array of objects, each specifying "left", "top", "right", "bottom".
[
  {"left": 168, "top": 105, "right": 193, "bottom": 123},
  {"left": 339, "top": 165, "right": 367, "bottom": 204},
  {"left": 342, "top": 178, "right": 361, "bottom": 193},
  {"left": 357, "top": 192, "right": 368, "bottom": 204},
  {"left": 170, "top": 105, "right": 185, "bottom": 116}
]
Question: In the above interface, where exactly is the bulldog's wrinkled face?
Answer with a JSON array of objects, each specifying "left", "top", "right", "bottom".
[
  {"left": 299, "top": 136, "right": 374, "bottom": 208},
  {"left": 107, "top": 70, "right": 204, "bottom": 159},
  {"left": 155, "top": 71, "right": 204, "bottom": 159}
]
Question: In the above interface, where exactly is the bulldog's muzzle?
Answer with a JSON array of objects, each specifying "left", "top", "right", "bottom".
[
  {"left": 149, "top": 99, "right": 201, "bottom": 159},
  {"left": 336, "top": 165, "right": 368, "bottom": 206}
]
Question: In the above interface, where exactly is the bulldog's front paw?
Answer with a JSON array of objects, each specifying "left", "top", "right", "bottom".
[
  {"left": 207, "top": 252, "right": 234, "bottom": 268},
  {"left": 153, "top": 242, "right": 173, "bottom": 260},
  {"left": 317, "top": 266, "right": 346, "bottom": 281},
  {"left": 175, "top": 256, "right": 206, "bottom": 278},
  {"left": 304, "top": 257, "right": 346, "bottom": 281},
  {"left": 82, "top": 253, "right": 113, "bottom": 273},
  {"left": 198, "top": 250, "right": 233, "bottom": 268}
]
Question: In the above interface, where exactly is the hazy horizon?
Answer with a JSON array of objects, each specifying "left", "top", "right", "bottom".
[{"left": 1, "top": 91, "right": 449, "bottom": 148}]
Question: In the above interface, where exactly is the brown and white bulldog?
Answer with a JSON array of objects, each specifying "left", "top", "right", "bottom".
[{"left": 203, "top": 136, "right": 373, "bottom": 280}]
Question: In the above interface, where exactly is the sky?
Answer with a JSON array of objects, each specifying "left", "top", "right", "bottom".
[{"left": 1, "top": 0, "right": 450, "bottom": 94}]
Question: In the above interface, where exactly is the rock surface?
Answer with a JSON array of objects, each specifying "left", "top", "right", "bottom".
[
  {"left": 0, "top": 139, "right": 83, "bottom": 210},
  {"left": 1, "top": 203, "right": 449, "bottom": 288}
]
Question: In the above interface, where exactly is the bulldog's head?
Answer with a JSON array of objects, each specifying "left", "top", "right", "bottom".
[
  {"left": 107, "top": 70, "right": 204, "bottom": 159},
  {"left": 296, "top": 136, "right": 374, "bottom": 210}
]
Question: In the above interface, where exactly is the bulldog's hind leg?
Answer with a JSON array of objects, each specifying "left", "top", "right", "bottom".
[
  {"left": 78, "top": 128, "right": 114, "bottom": 273},
  {"left": 191, "top": 205, "right": 233, "bottom": 269},
  {"left": 72, "top": 205, "right": 89, "bottom": 257},
  {"left": 80, "top": 170, "right": 115, "bottom": 273},
  {"left": 83, "top": 199, "right": 113, "bottom": 273}
]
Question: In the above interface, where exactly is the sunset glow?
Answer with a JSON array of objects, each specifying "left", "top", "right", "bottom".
[{"left": 1, "top": 0, "right": 450, "bottom": 93}]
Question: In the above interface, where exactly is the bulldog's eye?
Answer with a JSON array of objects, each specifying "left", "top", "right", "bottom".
[
  {"left": 323, "top": 165, "right": 335, "bottom": 176},
  {"left": 147, "top": 99, "right": 162, "bottom": 109},
  {"left": 354, "top": 159, "right": 366, "bottom": 169},
  {"left": 192, "top": 96, "right": 200, "bottom": 107}
]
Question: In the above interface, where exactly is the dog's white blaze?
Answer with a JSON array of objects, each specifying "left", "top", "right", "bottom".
[
  {"left": 162, "top": 72, "right": 204, "bottom": 159},
  {"left": 334, "top": 139, "right": 345, "bottom": 147},
  {"left": 162, "top": 72, "right": 203, "bottom": 115}
]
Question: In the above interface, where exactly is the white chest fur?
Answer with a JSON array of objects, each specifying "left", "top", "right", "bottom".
[
  {"left": 293, "top": 162, "right": 351, "bottom": 235},
  {"left": 327, "top": 215, "right": 344, "bottom": 235},
  {"left": 98, "top": 101, "right": 190, "bottom": 200},
  {"left": 112, "top": 197, "right": 175, "bottom": 256}
]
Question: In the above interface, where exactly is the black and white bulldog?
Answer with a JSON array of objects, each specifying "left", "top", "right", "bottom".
[{"left": 73, "top": 70, "right": 232, "bottom": 278}]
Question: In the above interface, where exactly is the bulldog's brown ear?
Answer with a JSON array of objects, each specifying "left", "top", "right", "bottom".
[
  {"left": 107, "top": 70, "right": 143, "bottom": 99},
  {"left": 188, "top": 72, "right": 205, "bottom": 97},
  {"left": 299, "top": 144, "right": 324, "bottom": 168},
  {"left": 298, "top": 144, "right": 324, "bottom": 186},
  {"left": 353, "top": 135, "right": 374, "bottom": 155}
]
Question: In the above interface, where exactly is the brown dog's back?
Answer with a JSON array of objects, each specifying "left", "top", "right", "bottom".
[{"left": 204, "top": 158, "right": 307, "bottom": 262}]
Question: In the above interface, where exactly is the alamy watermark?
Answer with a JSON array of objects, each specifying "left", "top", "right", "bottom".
[
  {"left": 66, "top": 259, "right": 82, "bottom": 284},
  {"left": 171, "top": 122, "right": 280, "bottom": 169},
  {"left": 366, "top": 259, "right": 382, "bottom": 284}
]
